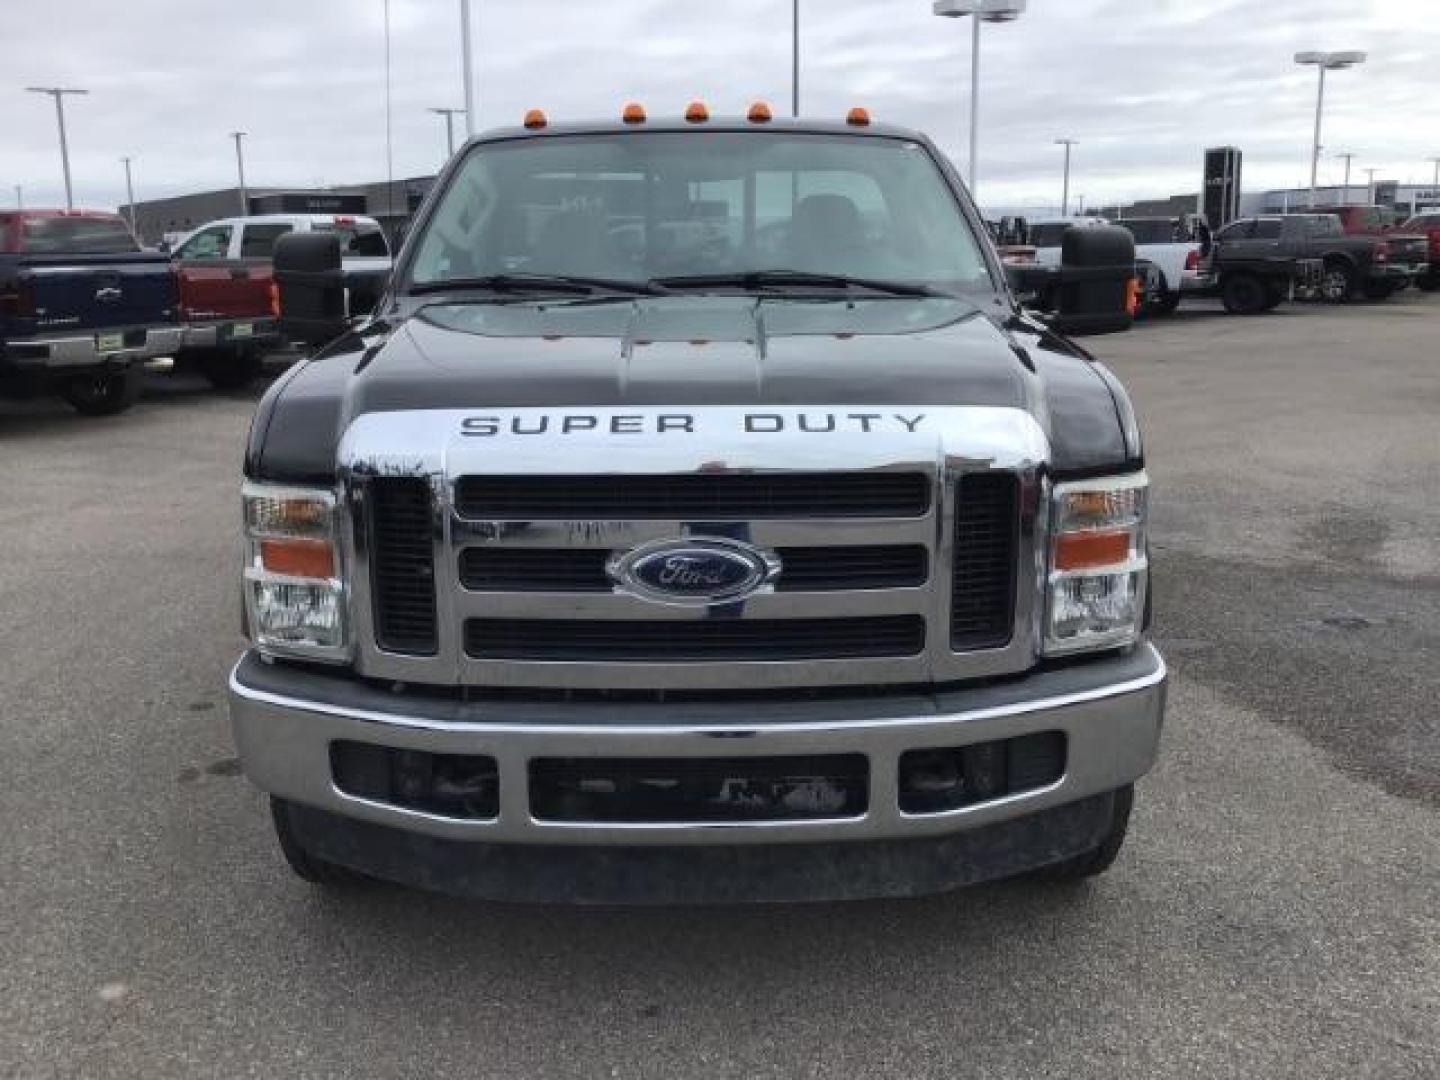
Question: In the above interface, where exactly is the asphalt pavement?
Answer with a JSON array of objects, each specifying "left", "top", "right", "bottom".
[{"left": 2, "top": 293, "right": 1437, "bottom": 1078}]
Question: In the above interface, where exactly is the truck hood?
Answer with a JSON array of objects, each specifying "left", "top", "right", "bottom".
[
  {"left": 358, "top": 296, "right": 1026, "bottom": 413},
  {"left": 247, "top": 296, "right": 1137, "bottom": 482}
]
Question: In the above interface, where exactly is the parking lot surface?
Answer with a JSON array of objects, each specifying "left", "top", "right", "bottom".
[{"left": 3, "top": 295, "right": 1437, "bottom": 1078}]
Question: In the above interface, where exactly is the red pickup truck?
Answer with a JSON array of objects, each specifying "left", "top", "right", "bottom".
[
  {"left": 171, "top": 213, "right": 390, "bottom": 387},
  {"left": 1310, "top": 204, "right": 1431, "bottom": 296},
  {"left": 1399, "top": 211, "right": 1440, "bottom": 291}
]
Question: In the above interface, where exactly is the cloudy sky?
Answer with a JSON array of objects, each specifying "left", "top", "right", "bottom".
[{"left": 6, "top": 0, "right": 1438, "bottom": 215}]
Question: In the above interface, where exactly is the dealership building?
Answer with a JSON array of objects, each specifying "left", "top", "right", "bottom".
[{"left": 123, "top": 176, "right": 436, "bottom": 245}]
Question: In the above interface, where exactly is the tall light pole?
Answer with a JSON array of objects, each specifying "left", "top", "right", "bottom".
[
  {"left": 229, "top": 131, "right": 249, "bottom": 215},
  {"left": 13, "top": 185, "right": 22, "bottom": 210},
  {"left": 792, "top": 0, "right": 801, "bottom": 117},
  {"left": 1363, "top": 167, "right": 1379, "bottom": 204},
  {"left": 26, "top": 87, "right": 88, "bottom": 210},
  {"left": 1294, "top": 50, "right": 1366, "bottom": 208},
  {"left": 1335, "top": 151, "right": 1355, "bottom": 202},
  {"left": 429, "top": 108, "right": 465, "bottom": 158},
  {"left": 933, "top": 1, "right": 1027, "bottom": 199},
  {"left": 121, "top": 157, "right": 137, "bottom": 236},
  {"left": 1055, "top": 138, "right": 1078, "bottom": 216},
  {"left": 1429, "top": 157, "right": 1440, "bottom": 188},
  {"left": 460, "top": 0, "right": 477, "bottom": 137}
]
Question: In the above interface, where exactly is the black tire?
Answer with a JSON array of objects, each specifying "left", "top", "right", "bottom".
[
  {"left": 270, "top": 798, "right": 366, "bottom": 887},
  {"left": 201, "top": 348, "right": 263, "bottom": 390},
  {"left": 1262, "top": 283, "right": 1287, "bottom": 311},
  {"left": 1153, "top": 289, "right": 1182, "bottom": 316},
  {"left": 1319, "top": 261, "right": 1356, "bottom": 303},
  {"left": 59, "top": 365, "right": 143, "bottom": 416},
  {"left": 1220, "top": 273, "right": 1267, "bottom": 315},
  {"left": 1038, "top": 785, "right": 1134, "bottom": 881},
  {"left": 1416, "top": 275, "right": 1439, "bottom": 293},
  {"left": 1362, "top": 280, "right": 1396, "bottom": 302}
]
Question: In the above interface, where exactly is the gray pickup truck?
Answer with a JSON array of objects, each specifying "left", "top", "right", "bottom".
[{"left": 229, "top": 111, "right": 1166, "bottom": 903}]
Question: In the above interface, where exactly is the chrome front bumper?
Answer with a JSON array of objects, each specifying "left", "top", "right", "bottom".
[
  {"left": 3, "top": 325, "right": 183, "bottom": 369},
  {"left": 229, "top": 644, "right": 1166, "bottom": 847}
]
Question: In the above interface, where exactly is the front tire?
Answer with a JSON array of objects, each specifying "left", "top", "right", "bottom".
[
  {"left": 59, "top": 366, "right": 143, "bottom": 416},
  {"left": 1038, "top": 785, "right": 1134, "bottom": 881},
  {"left": 1221, "top": 273, "right": 1268, "bottom": 315},
  {"left": 1362, "top": 280, "right": 1397, "bottom": 302},
  {"left": 270, "top": 798, "right": 366, "bottom": 887}
]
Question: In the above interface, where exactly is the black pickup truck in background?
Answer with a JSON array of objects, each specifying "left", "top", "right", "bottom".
[
  {"left": 0, "top": 210, "right": 181, "bottom": 415},
  {"left": 1211, "top": 213, "right": 1404, "bottom": 307}
]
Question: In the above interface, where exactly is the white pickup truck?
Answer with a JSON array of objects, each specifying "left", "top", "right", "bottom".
[{"left": 1030, "top": 216, "right": 1207, "bottom": 315}]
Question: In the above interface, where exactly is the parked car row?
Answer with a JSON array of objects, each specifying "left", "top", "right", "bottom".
[
  {"left": 997, "top": 205, "right": 1435, "bottom": 320},
  {"left": 0, "top": 209, "right": 390, "bottom": 415}
]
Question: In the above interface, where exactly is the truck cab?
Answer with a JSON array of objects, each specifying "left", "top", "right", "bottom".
[{"left": 231, "top": 109, "right": 1165, "bottom": 903}]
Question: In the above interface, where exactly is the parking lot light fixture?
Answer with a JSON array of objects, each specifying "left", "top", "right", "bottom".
[
  {"left": 1429, "top": 157, "right": 1440, "bottom": 188},
  {"left": 1294, "top": 50, "right": 1366, "bottom": 208},
  {"left": 229, "top": 132, "right": 248, "bottom": 215},
  {"left": 25, "top": 86, "right": 88, "bottom": 210},
  {"left": 933, "top": 0, "right": 1027, "bottom": 198},
  {"left": 121, "top": 157, "right": 137, "bottom": 236},
  {"left": 460, "top": 0, "right": 477, "bottom": 137},
  {"left": 1335, "top": 151, "right": 1356, "bottom": 201},
  {"left": 1055, "top": 138, "right": 1078, "bottom": 216},
  {"left": 429, "top": 107, "right": 465, "bottom": 158}
]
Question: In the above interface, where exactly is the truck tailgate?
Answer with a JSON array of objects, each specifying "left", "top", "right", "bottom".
[{"left": 17, "top": 252, "right": 176, "bottom": 335}]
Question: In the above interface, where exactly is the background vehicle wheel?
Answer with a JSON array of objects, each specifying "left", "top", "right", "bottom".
[
  {"left": 270, "top": 798, "right": 366, "bottom": 887},
  {"left": 59, "top": 366, "right": 143, "bottom": 416},
  {"left": 1038, "top": 785, "right": 1134, "bottom": 881},
  {"left": 1320, "top": 261, "right": 1356, "bottom": 303},
  {"left": 1362, "top": 281, "right": 1396, "bottom": 302},
  {"left": 1153, "top": 289, "right": 1182, "bottom": 316},
  {"left": 1220, "top": 274, "right": 1267, "bottom": 315},
  {"left": 1416, "top": 275, "right": 1439, "bottom": 293},
  {"left": 201, "top": 348, "right": 263, "bottom": 390},
  {"left": 1262, "top": 284, "right": 1287, "bottom": 311}
]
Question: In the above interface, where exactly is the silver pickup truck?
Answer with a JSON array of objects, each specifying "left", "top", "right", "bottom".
[{"left": 229, "top": 109, "right": 1166, "bottom": 903}]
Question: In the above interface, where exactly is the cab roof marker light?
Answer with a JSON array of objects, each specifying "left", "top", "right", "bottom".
[
  {"left": 685, "top": 101, "right": 710, "bottom": 123},
  {"left": 622, "top": 103, "right": 647, "bottom": 124},
  {"left": 523, "top": 108, "right": 548, "bottom": 130},
  {"left": 748, "top": 101, "right": 773, "bottom": 123},
  {"left": 847, "top": 107, "right": 872, "bottom": 127}
]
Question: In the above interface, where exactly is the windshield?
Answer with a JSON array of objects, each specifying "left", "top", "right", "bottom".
[
  {"left": 20, "top": 215, "right": 140, "bottom": 255},
  {"left": 1116, "top": 219, "right": 1187, "bottom": 244},
  {"left": 314, "top": 221, "right": 390, "bottom": 257},
  {"left": 1027, "top": 222, "right": 1072, "bottom": 248},
  {"left": 407, "top": 132, "right": 993, "bottom": 295}
]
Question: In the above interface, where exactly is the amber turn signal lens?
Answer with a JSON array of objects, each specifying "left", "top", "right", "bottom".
[
  {"left": 1054, "top": 529, "right": 1131, "bottom": 571},
  {"left": 260, "top": 538, "right": 337, "bottom": 579},
  {"left": 685, "top": 100, "right": 710, "bottom": 123},
  {"left": 523, "top": 108, "right": 548, "bottom": 130}
]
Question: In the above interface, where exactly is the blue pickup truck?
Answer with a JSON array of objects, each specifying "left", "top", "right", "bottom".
[{"left": 0, "top": 210, "right": 181, "bottom": 415}]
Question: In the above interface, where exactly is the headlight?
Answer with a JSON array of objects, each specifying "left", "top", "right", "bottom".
[
  {"left": 242, "top": 482, "right": 350, "bottom": 662},
  {"left": 1043, "top": 472, "right": 1148, "bottom": 656}
]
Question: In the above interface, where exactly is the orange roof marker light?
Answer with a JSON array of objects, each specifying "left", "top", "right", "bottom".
[
  {"left": 747, "top": 101, "right": 773, "bottom": 123},
  {"left": 622, "top": 102, "right": 647, "bottom": 124},
  {"left": 685, "top": 100, "right": 710, "bottom": 123},
  {"left": 847, "top": 107, "right": 872, "bottom": 127},
  {"left": 523, "top": 108, "right": 548, "bottom": 130}
]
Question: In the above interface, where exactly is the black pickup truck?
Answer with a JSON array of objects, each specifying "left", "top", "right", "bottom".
[
  {"left": 1212, "top": 213, "right": 1402, "bottom": 306},
  {"left": 0, "top": 210, "right": 180, "bottom": 414},
  {"left": 230, "top": 111, "right": 1166, "bottom": 904}
]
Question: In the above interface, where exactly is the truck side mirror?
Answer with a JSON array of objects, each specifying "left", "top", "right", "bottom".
[
  {"left": 1050, "top": 224, "right": 1137, "bottom": 336},
  {"left": 274, "top": 231, "right": 347, "bottom": 347}
]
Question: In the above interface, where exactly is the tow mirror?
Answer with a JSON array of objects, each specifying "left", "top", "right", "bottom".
[
  {"left": 274, "top": 231, "right": 347, "bottom": 347},
  {"left": 1050, "top": 224, "right": 1137, "bottom": 336}
]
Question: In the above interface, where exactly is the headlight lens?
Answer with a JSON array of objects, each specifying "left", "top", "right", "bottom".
[
  {"left": 242, "top": 482, "right": 350, "bottom": 661},
  {"left": 1043, "top": 472, "right": 1148, "bottom": 655}
]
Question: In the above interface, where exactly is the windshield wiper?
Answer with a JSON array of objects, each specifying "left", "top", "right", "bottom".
[
  {"left": 408, "top": 273, "right": 668, "bottom": 297},
  {"left": 651, "top": 270, "right": 946, "bottom": 298}
]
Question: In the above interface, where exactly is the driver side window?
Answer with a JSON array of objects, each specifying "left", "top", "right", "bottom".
[{"left": 177, "top": 225, "right": 233, "bottom": 260}]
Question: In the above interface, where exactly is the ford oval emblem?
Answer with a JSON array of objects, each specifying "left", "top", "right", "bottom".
[{"left": 608, "top": 538, "right": 781, "bottom": 606}]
